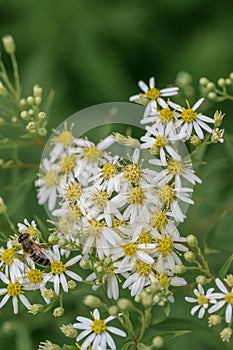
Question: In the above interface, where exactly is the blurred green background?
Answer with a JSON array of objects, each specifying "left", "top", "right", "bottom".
[{"left": 1, "top": 0, "right": 233, "bottom": 349}]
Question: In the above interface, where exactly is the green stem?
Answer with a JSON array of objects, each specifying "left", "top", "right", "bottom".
[
  {"left": 10, "top": 53, "right": 21, "bottom": 100},
  {"left": 3, "top": 212, "right": 18, "bottom": 235}
]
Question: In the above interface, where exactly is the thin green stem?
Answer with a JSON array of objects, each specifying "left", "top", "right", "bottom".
[
  {"left": 10, "top": 53, "right": 21, "bottom": 100},
  {"left": 3, "top": 212, "right": 18, "bottom": 235}
]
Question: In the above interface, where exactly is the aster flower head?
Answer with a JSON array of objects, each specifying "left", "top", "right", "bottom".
[
  {"left": 208, "top": 278, "right": 233, "bottom": 324},
  {"left": 43, "top": 245, "right": 82, "bottom": 295},
  {"left": 185, "top": 284, "right": 217, "bottom": 319},
  {"left": 129, "top": 76, "right": 179, "bottom": 118},
  {"left": 73, "top": 308, "right": 126, "bottom": 349},
  {"left": 0, "top": 272, "right": 31, "bottom": 314},
  {"left": 169, "top": 98, "right": 215, "bottom": 140},
  {"left": 0, "top": 239, "right": 24, "bottom": 280}
]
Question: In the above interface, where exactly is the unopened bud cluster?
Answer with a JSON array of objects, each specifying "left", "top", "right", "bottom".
[
  {"left": 20, "top": 84, "right": 47, "bottom": 136},
  {"left": 199, "top": 73, "right": 233, "bottom": 102}
]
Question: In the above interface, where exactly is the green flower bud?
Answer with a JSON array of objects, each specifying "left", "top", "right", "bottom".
[
  {"left": 208, "top": 314, "right": 222, "bottom": 327},
  {"left": 53, "top": 307, "right": 64, "bottom": 317},
  {"left": 35, "top": 97, "right": 42, "bottom": 105},
  {"left": 186, "top": 234, "right": 198, "bottom": 248},
  {"left": 108, "top": 305, "right": 119, "bottom": 316},
  {"left": 199, "top": 77, "right": 209, "bottom": 86},
  {"left": 38, "top": 112, "right": 46, "bottom": 120},
  {"left": 84, "top": 295, "right": 102, "bottom": 308},
  {"left": 27, "top": 96, "right": 34, "bottom": 105},
  {"left": 104, "top": 257, "right": 112, "bottom": 267},
  {"left": 225, "top": 78, "right": 232, "bottom": 85},
  {"left": 26, "top": 121, "right": 37, "bottom": 133},
  {"left": 217, "top": 78, "right": 225, "bottom": 87},
  {"left": 206, "top": 82, "right": 215, "bottom": 90},
  {"left": 220, "top": 327, "right": 232, "bottom": 343},
  {"left": 79, "top": 259, "right": 90, "bottom": 269},
  {"left": 28, "top": 304, "right": 44, "bottom": 315},
  {"left": 19, "top": 98, "right": 27, "bottom": 108},
  {"left": 117, "top": 298, "right": 133, "bottom": 311},
  {"left": 42, "top": 289, "right": 56, "bottom": 300},
  {"left": 229, "top": 72, "right": 233, "bottom": 80},
  {"left": 67, "top": 280, "right": 76, "bottom": 290},
  {"left": 184, "top": 251, "right": 196, "bottom": 263},
  {"left": 38, "top": 340, "right": 61, "bottom": 350},
  {"left": 141, "top": 293, "right": 153, "bottom": 308},
  {"left": 195, "top": 275, "right": 207, "bottom": 285},
  {"left": 2, "top": 35, "right": 16, "bottom": 54},
  {"left": 208, "top": 91, "right": 217, "bottom": 100},
  {"left": 152, "top": 336, "right": 164, "bottom": 348},
  {"left": 33, "top": 84, "right": 43, "bottom": 98},
  {"left": 173, "top": 264, "right": 187, "bottom": 274},
  {"left": 21, "top": 111, "right": 30, "bottom": 120},
  {"left": 60, "top": 324, "right": 77, "bottom": 338}
]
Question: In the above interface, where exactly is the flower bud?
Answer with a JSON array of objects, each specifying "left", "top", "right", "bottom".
[
  {"left": 117, "top": 298, "right": 133, "bottom": 311},
  {"left": 0, "top": 197, "right": 7, "bottom": 214},
  {"left": 108, "top": 305, "right": 119, "bottom": 316},
  {"left": 225, "top": 78, "right": 231, "bottom": 85},
  {"left": 35, "top": 97, "right": 42, "bottom": 105},
  {"left": 134, "top": 295, "right": 141, "bottom": 303},
  {"left": 2, "top": 35, "right": 16, "bottom": 54},
  {"left": 27, "top": 96, "right": 34, "bottom": 105},
  {"left": 229, "top": 72, "right": 233, "bottom": 80},
  {"left": 220, "top": 327, "right": 232, "bottom": 343},
  {"left": 48, "top": 234, "right": 59, "bottom": 244},
  {"left": 152, "top": 336, "right": 164, "bottom": 348},
  {"left": 38, "top": 340, "right": 61, "bottom": 350},
  {"left": 79, "top": 259, "right": 90, "bottom": 269},
  {"left": 84, "top": 295, "right": 102, "bottom": 308},
  {"left": 199, "top": 77, "right": 209, "bottom": 86},
  {"left": 104, "top": 257, "right": 112, "bottom": 267},
  {"left": 208, "top": 91, "right": 217, "bottom": 100},
  {"left": 173, "top": 264, "right": 187, "bottom": 274},
  {"left": 53, "top": 307, "right": 64, "bottom": 317},
  {"left": 195, "top": 275, "right": 207, "bottom": 285},
  {"left": 208, "top": 314, "right": 222, "bottom": 327},
  {"left": 141, "top": 293, "right": 153, "bottom": 308},
  {"left": 33, "top": 84, "right": 43, "bottom": 98},
  {"left": 38, "top": 128, "right": 47, "bottom": 137},
  {"left": 19, "top": 98, "right": 27, "bottom": 108},
  {"left": 214, "top": 110, "right": 225, "bottom": 127},
  {"left": 11, "top": 117, "right": 18, "bottom": 124},
  {"left": 67, "top": 280, "right": 76, "bottom": 290},
  {"left": 26, "top": 121, "right": 37, "bottom": 133},
  {"left": 184, "top": 251, "right": 196, "bottom": 263},
  {"left": 190, "top": 135, "right": 201, "bottom": 146},
  {"left": 28, "top": 304, "right": 44, "bottom": 315},
  {"left": 60, "top": 324, "right": 77, "bottom": 338},
  {"left": 96, "top": 266, "right": 103, "bottom": 273},
  {"left": 42, "top": 288, "right": 56, "bottom": 300},
  {"left": 211, "top": 128, "right": 224, "bottom": 144},
  {"left": 206, "top": 82, "right": 215, "bottom": 90},
  {"left": 38, "top": 112, "right": 46, "bottom": 120},
  {"left": 217, "top": 78, "right": 225, "bottom": 87},
  {"left": 186, "top": 234, "right": 198, "bottom": 248},
  {"left": 21, "top": 111, "right": 30, "bottom": 120},
  {"left": 224, "top": 274, "right": 233, "bottom": 288}
]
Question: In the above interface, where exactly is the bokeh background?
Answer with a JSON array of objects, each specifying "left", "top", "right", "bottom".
[{"left": 0, "top": 0, "right": 233, "bottom": 349}]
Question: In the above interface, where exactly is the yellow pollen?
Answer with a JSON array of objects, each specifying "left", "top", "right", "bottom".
[
  {"left": 145, "top": 87, "right": 160, "bottom": 100},
  {"left": 45, "top": 171, "right": 60, "bottom": 188},
  {"left": 27, "top": 269, "right": 43, "bottom": 284},
  {"left": 181, "top": 108, "right": 197, "bottom": 122},
  {"left": 91, "top": 319, "right": 106, "bottom": 334},
  {"left": 66, "top": 182, "right": 81, "bottom": 202},
  {"left": 135, "top": 260, "right": 153, "bottom": 277},
  {"left": 7, "top": 282, "right": 22, "bottom": 296},
  {"left": 136, "top": 231, "right": 152, "bottom": 244},
  {"left": 150, "top": 211, "right": 168, "bottom": 231},
  {"left": 124, "top": 163, "right": 141, "bottom": 184},
  {"left": 157, "top": 236, "right": 173, "bottom": 255},
  {"left": 112, "top": 218, "right": 125, "bottom": 228},
  {"left": 154, "top": 135, "right": 168, "bottom": 148},
  {"left": 158, "top": 185, "right": 175, "bottom": 207},
  {"left": 51, "top": 261, "right": 66, "bottom": 274},
  {"left": 84, "top": 146, "right": 101, "bottom": 162},
  {"left": 102, "top": 163, "right": 117, "bottom": 179},
  {"left": 157, "top": 273, "right": 169, "bottom": 288},
  {"left": 1, "top": 247, "right": 15, "bottom": 265},
  {"left": 69, "top": 205, "right": 83, "bottom": 220},
  {"left": 123, "top": 243, "right": 137, "bottom": 258},
  {"left": 92, "top": 190, "right": 110, "bottom": 209},
  {"left": 159, "top": 108, "right": 174, "bottom": 123},
  {"left": 25, "top": 225, "right": 39, "bottom": 237},
  {"left": 129, "top": 186, "right": 145, "bottom": 204},
  {"left": 167, "top": 160, "right": 184, "bottom": 175},
  {"left": 61, "top": 155, "right": 76, "bottom": 174},
  {"left": 224, "top": 292, "right": 233, "bottom": 304},
  {"left": 197, "top": 295, "right": 208, "bottom": 305}
]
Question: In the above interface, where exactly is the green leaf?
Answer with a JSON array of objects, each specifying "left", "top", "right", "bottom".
[
  {"left": 121, "top": 341, "right": 134, "bottom": 350},
  {"left": 218, "top": 253, "right": 233, "bottom": 279},
  {"left": 121, "top": 312, "right": 135, "bottom": 336},
  {"left": 15, "top": 323, "right": 33, "bottom": 350}
]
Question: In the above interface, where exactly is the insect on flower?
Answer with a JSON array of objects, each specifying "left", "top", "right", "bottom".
[{"left": 18, "top": 233, "right": 52, "bottom": 267}]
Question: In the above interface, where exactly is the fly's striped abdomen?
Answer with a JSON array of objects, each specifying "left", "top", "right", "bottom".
[{"left": 29, "top": 250, "right": 51, "bottom": 266}]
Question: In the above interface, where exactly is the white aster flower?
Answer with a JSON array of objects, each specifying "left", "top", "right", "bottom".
[
  {"left": 35, "top": 158, "right": 63, "bottom": 211},
  {"left": 152, "top": 231, "right": 187, "bottom": 271},
  {"left": 17, "top": 218, "right": 40, "bottom": 236},
  {"left": 73, "top": 308, "right": 126, "bottom": 350},
  {"left": 50, "top": 122, "right": 75, "bottom": 162},
  {"left": 43, "top": 246, "right": 82, "bottom": 295},
  {"left": 120, "top": 259, "right": 157, "bottom": 296},
  {"left": 208, "top": 278, "right": 233, "bottom": 324},
  {"left": 81, "top": 218, "right": 122, "bottom": 260},
  {"left": 185, "top": 284, "right": 216, "bottom": 319},
  {"left": 0, "top": 240, "right": 24, "bottom": 281},
  {"left": 169, "top": 98, "right": 214, "bottom": 140},
  {"left": 141, "top": 123, "right": 187, "bottom": 163},
  {"left": 0, "top": 272, "right": 31, "bottom": 314},
  {"left": 129, "top": 76, "right": 179, "bottom": 118}
]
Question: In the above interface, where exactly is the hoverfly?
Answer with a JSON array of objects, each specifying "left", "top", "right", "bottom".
[{"left": 18, "top": 233, "right": 52, "bottom": 267}]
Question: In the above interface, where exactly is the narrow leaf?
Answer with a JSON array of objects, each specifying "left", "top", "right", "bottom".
[{"left": 218, "top": 254, "right": 233, "bottom": 279}]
